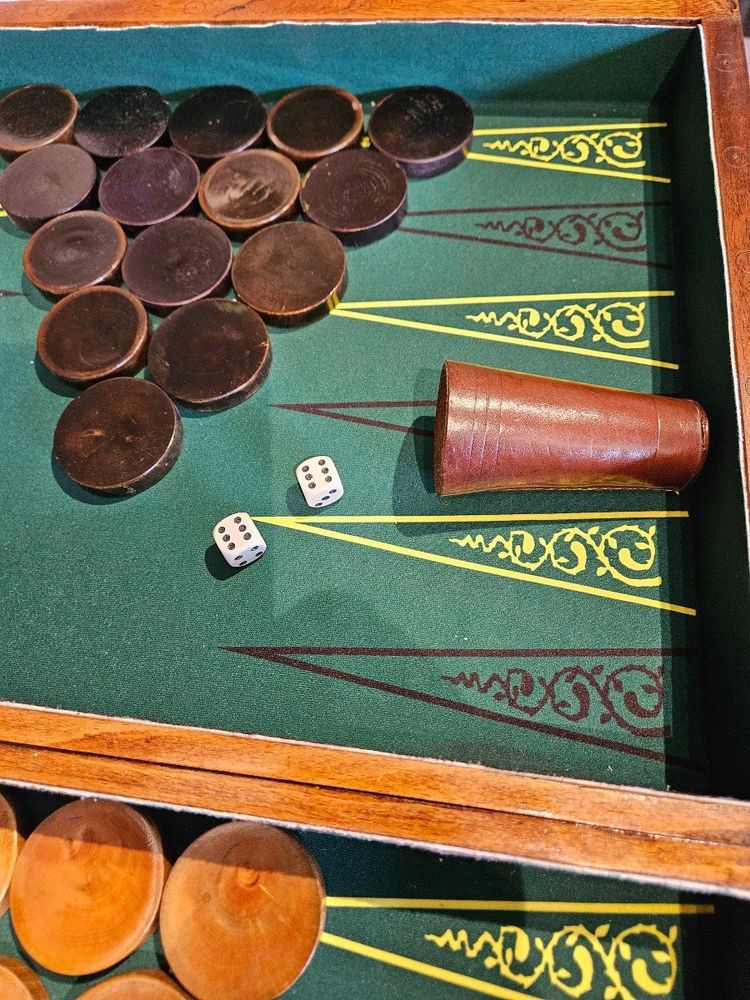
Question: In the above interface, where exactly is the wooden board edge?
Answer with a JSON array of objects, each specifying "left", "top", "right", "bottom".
[
  {"left": 702, "top": 18, "right": 750, "bottom": 534},
  {"left": 1, "top": 703, "right": 750, "bottom": 850},
  {"left": 1, "top": 741, "right": 749, "bottom": 897},
  {"left": 0, "top": 1, "right": 726, "bottom": 30}
]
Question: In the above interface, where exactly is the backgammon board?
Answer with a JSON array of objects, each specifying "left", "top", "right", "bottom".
[{"left": 1, "top": 9, "right": 749, "bottom": 982}]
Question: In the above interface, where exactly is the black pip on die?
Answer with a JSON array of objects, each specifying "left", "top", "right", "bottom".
[
  {"left": 295, "top": 456, "right": 343, "bottom": 508},
  {"left": 213, "top": 513, "right": 266, "bottom": 567}
]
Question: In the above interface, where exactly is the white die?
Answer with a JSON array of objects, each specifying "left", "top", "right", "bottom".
[
  {"left": 212, "top": 513, "right": 266, "bottom": 567},
  {"left": 295, "top": 456, "right": 343, "bottom": 508}
]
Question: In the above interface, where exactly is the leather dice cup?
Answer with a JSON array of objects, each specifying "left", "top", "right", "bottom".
[{"left": 433, "top": 360, "right": 709, "bottom": 496}]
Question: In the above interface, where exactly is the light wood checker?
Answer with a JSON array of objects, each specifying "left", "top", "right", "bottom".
[
  {"left": 0, "top": 956, "right": 49, "bottom": 1000},
  {"left": 160, "top": 822, "right": 326, "bottom": 1000},
  {"left": 0, "top": 791, "right": 21, "bottom": 917},
  {"left": 78, "top": 969, "right": 190, "bottom": 999},
  {"left": 9, "top": 799, "right": 166, "bottom": 976}
]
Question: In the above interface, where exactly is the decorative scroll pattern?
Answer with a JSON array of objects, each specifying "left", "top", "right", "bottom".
[
  {"left": 482, "top": 130, "right": 647, "bottom": 171},
  {"left": 449, "top": 525, "right": 661, "bottom": 590},
  {"left": 465, "top": 300, "right": 649, "bottom": 351},
  {"left": 251, "top": 512, "right": 692, "bottom": 615},
  {"left": 425, "top": 922, "right": 679, "bottom": 999},
  {"left": 441, "top": 663, "right": 665, "bottom": 738},
  {"left": 475, "top": 210, "right": 646, "bottom": 252}
]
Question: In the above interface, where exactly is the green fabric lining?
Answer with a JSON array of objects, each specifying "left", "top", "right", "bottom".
[{"left": 0, "top": 22, "right": 744, "bottom": 798}]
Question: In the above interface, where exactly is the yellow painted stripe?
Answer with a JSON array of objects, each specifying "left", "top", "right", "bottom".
[
  {"left": 256, "top": 512, "right": 689, "bottom": 525},
  {"left": 337, "top": 289, "right": 675, "bottom": 310},
  {"left": 325, "top": 897, "right": 714, "bottom": 915},
  {"left": 331, "top": 309, "right": 679, "bottom": 371},
  {"left": 467, "top": 151, "right": 671, "bottom": 184},
  {"left": 255, "top": 518, "right": 696, "bottom": 616},
  {"left": 472, "top": 122, "right": 668, "bottom": 136},
  {"left": 320, "top": 932, "right": 541, "bottom": 1000}
]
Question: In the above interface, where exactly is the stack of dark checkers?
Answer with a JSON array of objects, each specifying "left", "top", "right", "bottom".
[{"left": 0, "top": 80, "right": 473, "bottom": 496}]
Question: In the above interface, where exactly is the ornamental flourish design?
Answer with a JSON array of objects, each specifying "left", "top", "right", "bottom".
[
  {"left": 465, "top": 300, "right": 649, "bottom": 351},
  {"left": 482, "top": 130, "right": 647, "bottom": 170},
  {"left": 449, "top": 525, "right": 661, "bottom": 589},
  {"left": 425, "top": 922, "right": 679, "bottom": 999},
  {"left": 441, "top": 662, "right": 665, "bottom": 738},
  {"left": 475, "top": 210, "right": 646, "bottom": 252}
]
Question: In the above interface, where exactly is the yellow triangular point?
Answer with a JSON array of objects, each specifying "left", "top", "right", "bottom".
[
  {"left": 325, "top": 897, "right": 713, "bottom": 915},
  {"left": 336, "top": 290, "right": 675, "bottom": 311},
  {"left": 466, "top": 152, "right": 670, "bottom": 184},
  {"left": 321, "top": 932, "right": 541, "bottom": 1000},
  {"left": 472, "top": 122, "right": 668, "bottom": 136},
  {"left": 330, "top": 311, "right": 678, "bottom": 371},
  {"left": 253, "top": 517, "right": 695, "bottom": 616},
  {"left": 256, "top": 512, "right": 689, "bottom": 525},
  {"left": 333, "top": 290, "right": 677, "bottom": 370}
]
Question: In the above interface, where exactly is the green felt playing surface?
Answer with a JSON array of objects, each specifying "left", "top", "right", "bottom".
[
  {"left": 0, "top": 786, "right": 742, "bottom": 1000},
  {"left": 1, "top": 22, "right": 749, "bottom": 805}
]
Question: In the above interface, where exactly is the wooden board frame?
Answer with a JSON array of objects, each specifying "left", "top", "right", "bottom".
[
  {"left": 1, "top": 5, "right": 750, "bottom": 897},
  {"left": 2, "top": 700, "right": 750, "bottom": 897},
  {"left": 0, "top": 0, "right": 736, "bottom": 28}
]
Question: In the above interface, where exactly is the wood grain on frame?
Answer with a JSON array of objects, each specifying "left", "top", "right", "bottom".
[
  {"left": 1, "top": 704, "right": 750, "bottom": 896},
  {"left": 0, "top": 0, "right": 733, "bottom": 29},
  {"left": 703, "top": 17, "right": 750, "bottom": 510}
]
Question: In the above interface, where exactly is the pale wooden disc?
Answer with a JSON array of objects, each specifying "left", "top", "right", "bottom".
[
  {"left": 78, "top": 968, "right": 191, "bottom": 999},
  {"left": 160, "top": 822, "right": 326, "bottom": 1000},
  {"left": 0, "top": 792, "right": 22, "bottom": 917},
  {"left": 0, "top": 955, "right": 50, "bottom": 1000},
  {"left": 10, "top": 799, "right": 167, "bottom": 976}
]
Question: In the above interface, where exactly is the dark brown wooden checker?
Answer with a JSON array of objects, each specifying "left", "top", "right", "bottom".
[
  {"left": 23, "top": 211, "right": 127, "bottom": 298},
  {"left": 0, "top": 83, "right": 77, "bottom": 160},
  {"left": 198, "top": 149, "right": 299, "bottom": 236},
  {"left": 232, "top": 220, "right": 346, "bottom": 326},
  {"left": 148, "top": 299, "right": 271, "bottom": 411},
  {"left": 300, "top": 147, "right": 407, "bottom": 245},
  {"left": 53, "top": 377, "right": 183, "bottom": 494},
  {"left": 122, "top": 217, "right": 233, "bottom": 313},
  {"left": 0, "top": 144, "right": 97, "bottom": 232},
  {"left": 37, "top": 286, "right": 149, "bottom": 385},
  {"left": 367, "top": 86, "right": 474, "bottom": 177},
  {"left": 168, "top": 86, "right": 266, "bottom": 163},
  {"left": 267, "top": 85, "right": 363, "bottom": 165},
  {"left": 73, "top": 86, "right": 170, "bottom": 160},
  {"left": 99, "top": 148, "right": 200, "bottom": 228}
]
